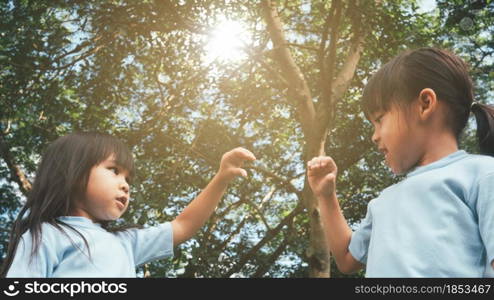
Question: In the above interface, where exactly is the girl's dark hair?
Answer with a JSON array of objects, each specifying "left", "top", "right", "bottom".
[
  {"left": 0, "top": 132, "right": 135, "bottom": 277},
  {"left": 362, "top": 47, "right": 494, "bottom": 156},
  {"left": 471, "top": 103, "right": 494, "bottom": 156}
]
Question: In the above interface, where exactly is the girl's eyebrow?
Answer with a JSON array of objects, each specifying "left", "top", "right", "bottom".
[
  {"left": 372, "top": 111, "right": 385, "bottom": 120},
  {"left": 105, "top": 160, "right": 118, "bottom": 166},
  {"left": 107, "top": 159, "right": 121, "bottom": 166},
  {"left": 107, "top": 160, "right": 125, "bottom": 170}
]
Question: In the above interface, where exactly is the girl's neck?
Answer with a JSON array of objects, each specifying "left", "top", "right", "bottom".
[{"left": 417, "top": 130, "right": 458, "bottom": 167}]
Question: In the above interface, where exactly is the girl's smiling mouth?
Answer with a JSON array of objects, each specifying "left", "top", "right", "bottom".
[{"left": 115, "top": 196, "right": 127, "bottom": 209}]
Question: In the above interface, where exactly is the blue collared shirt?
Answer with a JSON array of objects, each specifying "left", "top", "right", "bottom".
[
  {"left": 349, "top": 150, "right": 494, "bottom": 277},
  {"left": 7, "top": 216, "right": 173, "bottom": 277}
]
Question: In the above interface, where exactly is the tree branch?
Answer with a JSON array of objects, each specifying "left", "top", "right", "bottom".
[
  {"left": 246, "top": 165, "right": 301, "bottom": 197},
  {"left": 286, "top": 43, "right": 319, "bottom": 52},
  {"left": 244, "top": 45, "right": 290, "bottom": 90},
  {"left": 331, "top": 0, "right": 365, "bottom": 102},
  {"left": 260, "top": 0, "right": 316, "bottom": 141},
  {"left": 252, "top": 220, "right": 293, "bottom": 277},
  {"left": 215, "top": 215, "right": 250, "bottom": 251},
  {"left": 203, "top": 199, "right": 246, "bottom": 244},
  {"left": 254, "top": 239, "right": 289, "bottom": 277},
  {"left": 312, "top": 2, "right": 365, "bottom": 156},
  {"left": 224, "top": 203, "right": 303, "bottom": 277},
  {"left": 320, "top": 0, "right": 343, "bottom": 108},
  {"left": 0, "top": 134, "right": 31, "bottom": 196},
  {"left": 244, "top": 199, "right": 271, "bottom": 230},
  {"left": 331, "top": 34, "right": 365, "bottom": 102},
  {"left": 317, "top": 4, "right": 335, "bottom": 75}
]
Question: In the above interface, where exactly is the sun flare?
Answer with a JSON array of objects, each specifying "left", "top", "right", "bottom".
[{"left": 205, "top": 19, "right": 250, "bottom": 63}]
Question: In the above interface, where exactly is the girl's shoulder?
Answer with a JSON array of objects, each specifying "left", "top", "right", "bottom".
[
  {"left": 462, "top": 153, "right": 494, "bottom": 174},
  {"left": 16, "top": 222, "right": 71, "bottom": 256},
  {"left": 21, "top": 221, "right": 86, "bottom": 244},
  {"left": 464, "top": 152, "right": 494, "bottom": 161}
]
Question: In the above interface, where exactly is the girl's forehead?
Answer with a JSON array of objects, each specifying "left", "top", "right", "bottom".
[
  {"left": 369, "top": 103, "right": 404, "bottom": 123},
  {"left": 98, "top": 146, "right": 135, "bottom": 177},
  {"left": 371, "top": 101, "right": 401, "bottom": 116},
  {"left": 101, "top": 154, "right": 126, "bottom": 169},
  {"left": 369, "top": 108, "right": 386, "bottom": 121}
]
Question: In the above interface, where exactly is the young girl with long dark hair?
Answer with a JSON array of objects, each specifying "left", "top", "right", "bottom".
[
  {"left": 308, "top": 48, "right": 494, "bottom": 277},
  {"left": 2, "top": 132, "right": 255, "bottom": 277}
]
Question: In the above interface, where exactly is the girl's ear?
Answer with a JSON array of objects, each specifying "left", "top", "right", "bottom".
[{"left": 417, "top": 88, "right": 437, "bottom": 120}]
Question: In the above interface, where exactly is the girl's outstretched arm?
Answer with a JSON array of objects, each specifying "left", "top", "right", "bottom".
[
  {"left": 171, "top": 147, "right": 256, "bottom": 246},
  {"left": 307, "top": 156, "right": 363, "bottom": 274}
]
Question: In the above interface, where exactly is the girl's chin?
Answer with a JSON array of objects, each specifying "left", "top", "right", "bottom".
[
  {"left": 98, "top": 213, "right": 124, "bottom": 222},
  {"left": 390, "top": 164, "right": 409, "bottom": 175},
  {"left": 391, "top": 169, "right": 404, "bottom": 175},
  {"left": 387, "top": 161, "right": 405, "bottom": 175}
]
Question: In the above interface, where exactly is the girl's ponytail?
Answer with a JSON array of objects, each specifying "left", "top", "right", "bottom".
[{"left": 471, "top": 102, "right": 494, "bottom": 157}]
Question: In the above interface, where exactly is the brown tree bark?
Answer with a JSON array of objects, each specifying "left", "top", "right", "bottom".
[
  {"left": 260, "top": 0, "right": 364, "bottom": 277},
  {"left": 0, "top": 134, "right": 32, "bottom": 196}
]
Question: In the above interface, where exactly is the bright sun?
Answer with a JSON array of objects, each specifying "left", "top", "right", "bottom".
[{"left": 205, "top": 19, "right": 250, "bottom": 63}]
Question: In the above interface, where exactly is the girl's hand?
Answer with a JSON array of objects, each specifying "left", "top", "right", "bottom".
[
  {"left": 217, "top": 147, "right": 256, "bottom": 183},
  {"left": 307, "top": 156, "right": 338, "bottom": 199}
]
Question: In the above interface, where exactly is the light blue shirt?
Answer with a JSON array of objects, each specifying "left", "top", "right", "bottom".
[
  {"left": 349, "top": 150, "right": 494, "bottom": 277},
  {"left": 7, "top": 216, "right": 173, "bottom": 277}
]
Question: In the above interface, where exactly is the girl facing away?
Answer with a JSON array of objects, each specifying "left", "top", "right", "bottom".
[
  {"left": 308, "top": 48, "right": 494, "bottom": 277},
  {"left": 1, "top": 132, "right": 255, "bottom": 277}
]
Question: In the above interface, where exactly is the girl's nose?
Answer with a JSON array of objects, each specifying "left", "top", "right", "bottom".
[
  {"left": 371, "top": 130, "right": 379, "bottom": 144},
  {"left": 120, "top": 180, "right": 129, "bottom": 194}
]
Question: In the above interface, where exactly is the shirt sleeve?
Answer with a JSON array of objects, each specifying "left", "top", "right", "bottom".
[
  {"left": 348, "top": 202, "right": 373, "bottom": 265},
  {"left": 6, "top": 227, "right": 60, "bottom": 277},
  {"left": 476, "top": 172, "right": 494, "bottom": 272},
  {"left": 118, "top": 222, "right": 174, "bottom": 267}
]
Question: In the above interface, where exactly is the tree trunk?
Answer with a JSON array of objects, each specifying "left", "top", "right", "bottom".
[
  {"left": 0, "top": 134, "right": 31, "bottom": 196},
  {"left": 261, "top": 0, "right": 364, "bottom": 277}
]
